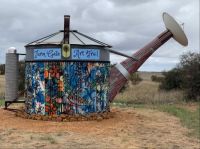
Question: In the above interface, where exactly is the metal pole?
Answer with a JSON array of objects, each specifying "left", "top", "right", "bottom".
[{"left": 64, "top": 15, "right": 70, "bottom": 44}]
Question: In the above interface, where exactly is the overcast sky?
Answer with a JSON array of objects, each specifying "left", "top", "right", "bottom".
[{"left": 0, "top": 0, "right": 199, "bottom": 71}]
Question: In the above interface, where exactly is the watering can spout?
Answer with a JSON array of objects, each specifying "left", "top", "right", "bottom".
[{"left": 109, "top": 12, "right": 188, "bottom": 102}]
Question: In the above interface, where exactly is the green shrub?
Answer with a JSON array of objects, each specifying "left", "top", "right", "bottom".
[
  {"left": 160, "top": 52, "right": 200, "bottom": 101},
  {"left": 159, "top": 68, "right": 183, "bottom": 90},
  {"left": 179, "top": 52, "right": 200, "bottom": 101}
]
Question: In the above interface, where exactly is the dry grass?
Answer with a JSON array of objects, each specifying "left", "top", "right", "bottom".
[
  {"left": 115, "top": 72, "right": 184, "bottom": 105},
  {"left": 0, "top": 75, "right": 5, "bottom": 98}
]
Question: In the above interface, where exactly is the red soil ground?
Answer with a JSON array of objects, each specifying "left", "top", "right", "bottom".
[{"left": 0, "top": 106, "right": 199, "bottom": 149}]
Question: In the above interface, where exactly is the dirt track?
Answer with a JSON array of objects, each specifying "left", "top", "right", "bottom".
[{"left": 0, "top": 107, "right": 199, "bottom": 149}]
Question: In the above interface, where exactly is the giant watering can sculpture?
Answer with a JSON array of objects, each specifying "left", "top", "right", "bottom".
[
  {"left": 109, "top": 12, "right": 188, "bottom": 102},
  {"left": 5, "top": 12, "right": 188, "bottom": 117}
]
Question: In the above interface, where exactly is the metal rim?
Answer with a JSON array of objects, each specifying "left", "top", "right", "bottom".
[{"left": 163, "top": 12, "right": 188, "bottom": 46}]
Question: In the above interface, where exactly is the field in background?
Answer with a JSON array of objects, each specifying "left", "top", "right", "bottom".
[
  {"left": 115, "top": 71, "right": 184, "bottom": 105},
  {"left": 137, "top": 71, "right": 163, "bottom": 81}
]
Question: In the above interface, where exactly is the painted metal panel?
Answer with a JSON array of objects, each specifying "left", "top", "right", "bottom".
[
  {"left": 34, "top": 48, "right": 61, "bottom": 60},
  {"left": 25, "top": 62, "right": 45, "bottom": 114},
  {"left": 25, "top": 61, "right": 110, "bottom": 115}
]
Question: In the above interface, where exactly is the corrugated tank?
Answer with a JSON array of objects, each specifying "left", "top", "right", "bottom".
[
  {"left": 5, "top": 48, "right": 19, "bottom": 101},
  {"left": 24, "top": 17, "right": 111, "bottom": 116}
]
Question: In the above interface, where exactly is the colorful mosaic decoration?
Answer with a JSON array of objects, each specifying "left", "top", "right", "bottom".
[{"left": 25, "top": 62, "right": 110, "bottom": 115}]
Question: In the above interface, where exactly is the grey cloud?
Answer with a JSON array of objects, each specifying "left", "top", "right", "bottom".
[
  {"left": 0, "top": 0, "right": 198, "bottom": 72},
  {"left": 107, "top": 0, "right": 155, "bottom": 7}
]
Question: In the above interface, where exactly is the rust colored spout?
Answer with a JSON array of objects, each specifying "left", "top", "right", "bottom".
[{"left": 109, "top": 12, "right": 188, "bottom": 102}]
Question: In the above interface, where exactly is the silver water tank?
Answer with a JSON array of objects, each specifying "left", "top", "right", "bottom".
[{"left": 5, "top": 47, "right": 19, "bottom": 101}]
